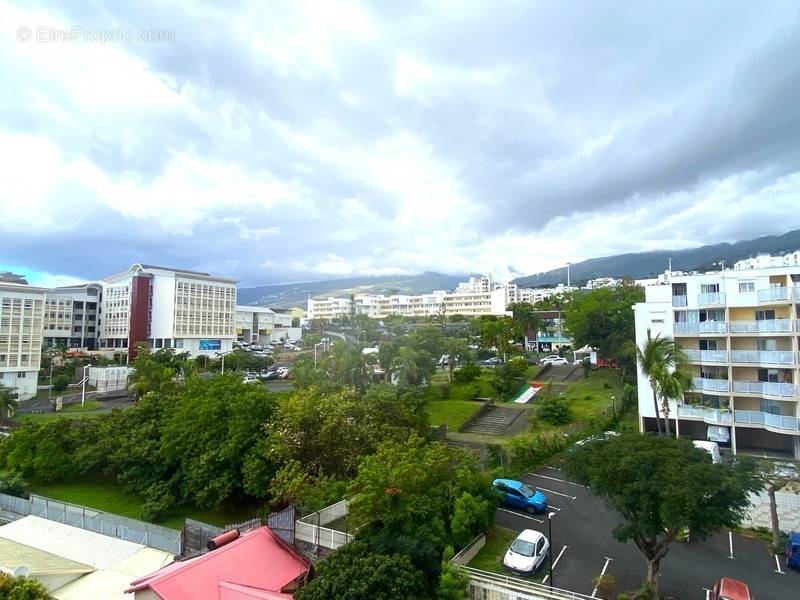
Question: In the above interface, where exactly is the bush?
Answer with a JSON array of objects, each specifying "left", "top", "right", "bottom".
[
  {"left": 591, "top": 572, "right": 617, "bottom": 599},
  {"left": 452, "top": 362, "right": 481, "bottom": 384},
  {"left": 439, "top": 384, "right": 451, "bottom": 399},
  {"left": 0, "top": 470, "right": 28, "bottom": 497},
  {"left": 507, "top": 356, "right": 528, "bottom": 378},
  {"left": 52, "top": 374, "right": 70, "bottom": 393},
  {"left": 491, "top": 364, "right": 518, "bottom": 399},
  {"left": 537, "top": 395, "right": 573, "bottom": 425},
  {"left": 0, "top": 572, "right": 49, "bottom": 599}
]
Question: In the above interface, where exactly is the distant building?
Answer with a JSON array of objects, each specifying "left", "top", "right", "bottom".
[
  {"left": 42, "top": 283, "right": 102, "bottom": 350},
  {"left": 99, "top": 264, "right": 237, "bottom": 360},
  {"left": 235, "top": 306, "right": 300, "bottom": 345},
  {"left": 734, "top": 251, "right": 800, "bottom": 271},
  {"left": 0, "top": 271, "right": 27, "bottom": 284},
  {"left": 0, "top": 281, "right": 47, "bottom": 400}
]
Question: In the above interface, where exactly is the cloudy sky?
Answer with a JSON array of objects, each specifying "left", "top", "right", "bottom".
[{"left": 2, "top": 1, "right": 800, "bottom": 288}]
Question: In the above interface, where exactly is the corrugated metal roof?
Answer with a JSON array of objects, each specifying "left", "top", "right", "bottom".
[{"left": 0, "top": 538, "right": 93, "bottom": 575}]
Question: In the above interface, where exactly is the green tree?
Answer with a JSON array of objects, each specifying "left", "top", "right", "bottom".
[
  {"left": 635, "top": 331, "right": 688, "bottom": 436},
  {"left": 437, "top": 547, "right": 469, "bottom": 600},
  {"left": 128, "top": 345, "right": 192, "bottom": 397},
  {"left": 537, "top": 394, "right": 572, "bottom": 424},
  {"left": 445, "top": 339, "right": 469, "bottom": 382},
  {"left": 0, "top": 384, "right": 18, "bottom": 425},
  {"left": 0, "top": 470, "right": 27, "bottom": 497},
  {"left": 564, "top": 434, "right": 761, "bottom": 598},
  {"left": 564, "top": 282, "right": 644, "bottom": 378},
  {"left": 391, "top": 347, "right": 430, "bottom": 387},
  {"left": 0, "top": 572, "right": 50, "bottom": 600},
  {"left": 479, "top": 318, "right": 516, "bottom": 362},
  {"left": 51, "top": 374, "right": 70, "bottom": 393},
  {"left": 507, "top": 302, "right": 541, "bottom": 346},
  {"left": 294, "top": 542, "right": 427, "bottom": 600}
]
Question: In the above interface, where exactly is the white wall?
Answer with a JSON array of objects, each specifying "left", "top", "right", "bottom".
[
  {"left": 149, "top": 274, "right": 176, "bottom": 339},
  {"left": 633, "top": 299, "right": 671, "bottom": 421},
  {"left": 0, "top": 370, "right": 38, "bottom": 400},
  {"left": 177, "top": 337, "right": 234, "bottom": 358}
]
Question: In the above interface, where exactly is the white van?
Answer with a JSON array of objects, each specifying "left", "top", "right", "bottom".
[{"left": 693, "top": 440, "right": 721, "bottom": 464}]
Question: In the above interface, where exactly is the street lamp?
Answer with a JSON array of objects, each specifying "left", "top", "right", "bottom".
[
  {"left": 548, "top": 511, "right": 556, "bottom": 589},
  {"left": 81, "top": 365, "right": 90, "bottom": 407}
]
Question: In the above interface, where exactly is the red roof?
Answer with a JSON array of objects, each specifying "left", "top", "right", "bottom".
[{"left": 126, "top": 527, "right": 308, "bottom": 600}]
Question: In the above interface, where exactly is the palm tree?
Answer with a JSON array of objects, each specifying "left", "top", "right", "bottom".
[
  {"left": 0, "top": 384, "right": 18, "bottom": 425},
  {"left": 508, "top": 302, "right": 542, "bottom": 349},
  {"left": 391, "top": 347, "right": 423, "bottom": 386},
  {"left": 635, "top": 331, "right": 689, "bottom": 436}
]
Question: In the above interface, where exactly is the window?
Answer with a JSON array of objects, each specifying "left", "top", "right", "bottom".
[
  {"left": 755, "top": 310, "right": 775, "bottom": 321},
  {"left": 738, "top": 281, "right": 755, "bottom": 293},
  {"left": 17, "top": 372, "right": 25, "bottom": 378}
]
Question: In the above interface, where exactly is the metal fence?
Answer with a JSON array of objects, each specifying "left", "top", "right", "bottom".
[
  {"left": 0, "top": 492, "right": 181, "bottom": 555},
  {"left": 457, "top": 565, "right": 597, "bottom": 600},
  {"left": 182, "top": 507, "right": 296, "bottom": 555},
  {"left": 296, "top": 500, "right": 353, "bottom": 550}
]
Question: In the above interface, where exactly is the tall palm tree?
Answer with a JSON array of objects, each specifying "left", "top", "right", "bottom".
[
  {"left": 635, "top": 331, "right": 689, "bottom": 436},
  {"left": 508, "top": 302, "right": 542, "bottom": 349},
  {"left": 391, "top": 347, "right": 423, "bottom": 387}
]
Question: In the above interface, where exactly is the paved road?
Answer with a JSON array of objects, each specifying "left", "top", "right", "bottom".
[{"left": 494, "top": 464, "right": 798, "bottom": 599}]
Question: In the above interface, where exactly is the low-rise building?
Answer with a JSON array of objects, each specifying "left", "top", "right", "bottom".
[
  {"left": 235, "top": 306, "right": 300, "bottom": 345},
  {"left": 0, "top": 281, "right": 47, "bottom": 400}
]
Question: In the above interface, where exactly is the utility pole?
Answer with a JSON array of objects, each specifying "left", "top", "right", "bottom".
[{"left": 566, "top": 262, "right": 571, "bottom": 287}]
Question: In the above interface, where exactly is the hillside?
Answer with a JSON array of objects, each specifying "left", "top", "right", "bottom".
[
  {"left": 513, "top": 229, "right": 800, "bottom": 288},
  {"left": 237, "top": 271, "right": 466, "bottom": 308}
]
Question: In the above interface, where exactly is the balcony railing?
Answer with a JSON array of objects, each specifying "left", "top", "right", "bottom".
[
  {"left": 692, "top": 376, "right": 731, "bottom": 393},
  {"left": 672, "top": 295, "right": 688, "bottom": 307},
  {"left": 732, "top": 380, "right": 797, "bottom": 398},
  {"left": 729, "top": 319, "right": 792, "bottom": 334},
  {"left": 673, "top": 321, "right": 727, "bottom": 335},
  {"left": 678, "top": 405, "right": 733, "bottom": 423},
  {"left": 734, "top": 410, "right": 800, "bottom": 432},
  {"left": 729, "top": 350, "right": 796, "bottom": 366},
  {"left": 757, "top": 287, "right": 791, "bottom": 303},
  {"left": 684, "top": 349, "right": 729, "bottom": 363},
  {"left": 698, "top": 292, "right": 725, "bottom": 305}
]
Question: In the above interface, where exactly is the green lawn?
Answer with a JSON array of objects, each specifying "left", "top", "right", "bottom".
[
  {"left": 14, "top": 400, "right": 108, "bottom": 424},
  {"left": 468, "top": 526, "right": 518, "bottom": 574},
  {"left": 426, "top": 400, "right": 481, "bottom": 430},
  {"left": 430, "top": 368, "right": 495, "bottom": 401},
  {"left": 32, "top": 476, "right": 256, "bottom": 530},
  {"left": 561, "top": 369, "right": 624, "bottom": 421}
]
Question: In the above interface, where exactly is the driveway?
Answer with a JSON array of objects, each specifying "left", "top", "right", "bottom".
[{"left": 494, "top": 464, "right": 798, "bottom": 598}]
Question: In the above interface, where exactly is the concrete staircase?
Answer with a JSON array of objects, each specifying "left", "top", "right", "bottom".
[{"left": 462, "top": 405, "right": 525, "bottom": 435}]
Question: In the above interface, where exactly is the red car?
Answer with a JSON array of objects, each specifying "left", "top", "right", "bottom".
[{"left": 710, "top": 578, "right": 752, "bottom": 600}]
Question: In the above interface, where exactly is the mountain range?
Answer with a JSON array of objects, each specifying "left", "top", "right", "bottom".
[{"left": 238, "top": 229, "right": 800, "bottom": 307}]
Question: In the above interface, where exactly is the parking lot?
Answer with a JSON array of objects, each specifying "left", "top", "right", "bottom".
[{"left": 494, "top": 464, "right": 799, "bottom": 599}]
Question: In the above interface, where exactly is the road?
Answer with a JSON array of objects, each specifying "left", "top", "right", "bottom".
[{"left": 494, "top": 464, "right": 798, "bottom": 598}]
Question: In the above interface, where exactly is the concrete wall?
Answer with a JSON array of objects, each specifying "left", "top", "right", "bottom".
[{"left": 741, "top": 489, "right": 800, "bottom": 533}]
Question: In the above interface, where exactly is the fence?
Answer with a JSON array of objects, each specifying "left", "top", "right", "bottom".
[
  {"left": 182, "top": 506, "right": 296, "bottom": 555},
  {"left": 451, "top": 533, "right": 486, "bottom": 565},
  {"left": 457, "top": 565, "right": 597, "bottom": 600},
  {"left": 741, "top": 489, "right": 800, "bottom": 533},
  {"left": 0, "top": 492, "right": 181, "bottom": 555},
  {"left": 296, "top": 500, "right": 353, "bottom": 551}
]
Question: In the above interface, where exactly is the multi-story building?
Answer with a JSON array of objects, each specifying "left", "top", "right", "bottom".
[
  {"left": 99, "top": 264, "right": 237, "bottom": 360},
  {"left": 235, "top": 306, "right": 300, "bottom": 345},
  {"left": 0, "top": 281, "right": 47, "bottom": 400},
  {"left": 734, "top": 251, "right": 800, "bottom": 271},
  {"left": 42, "top": 283, "right": 102, "bottom": 350},
  {"left": 633, "top": 267, "right": 800, "bottom": 459}
]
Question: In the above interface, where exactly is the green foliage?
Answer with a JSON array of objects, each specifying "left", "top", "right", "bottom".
[
  {"left": 479, "top": 317, "right": 516, "bottom": 361},
  {"left": 581, "top": 358, "right": 592, "bottom": 378},
  {"left": 0, "top": 384, "right": 18, "bottom": 424},
  {"left": 501, "top": 432, "right": 569, "bottom": 471},
  {"left": 409, "top": 325, "right": 446, "bottom": 362},
  {"left": 51, "top": 374, "right": 70, "bottom": 393},
  {"left": 437, "top": 546, "right": 469, "bottom": 600},
  {"left": 451, "top": 362, "right": 481, "bottom": 384},
  {"left": 0, "top": 469, "right": 27, "bottom": 497},
  {"left": 295, "top": 542, "right": 427, "bottom": 600},
  {"left": 267, "top": 459, "right": 347, "bottom": 512},
  {"left": 391, "top": 346, "right": 432, "bottom": 387},
  {"left": 128, "top": 345, "right": 193, "bottom": 396},
  {"left": 635, "top": 331, "right": 690, "bottom": 436},
  {"left": 490, "top": 363, "right": 518, "bottom": 399},
  {"left": 507, "top": 302, "right": 541, "bottom": 343},
  {"left": 507, "top": 356, "right": 528, "bottom": 377},
  {"left": 450, "top": 492, "right": 491, "bottom": 549},
  {"left": 0, "top": 572, "right": 50, "bottom": 599},
  {"left": 564, "top": 433, "right": 762, "bottom": 595},
  {"left": 537, "top": 394, "right": 573, "bottom": 424}
]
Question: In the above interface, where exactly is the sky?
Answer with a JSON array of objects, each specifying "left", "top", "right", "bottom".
[{"left": 2, "top": 1, "right": 800, "bottom": 288}]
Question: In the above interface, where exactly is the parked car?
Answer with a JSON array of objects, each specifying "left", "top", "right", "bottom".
[
  {"left": 709, "top": 577, "right": 752, "bottom": 600},
  {"left": 482, "top": 357, "right": 501, "bottom": 366},
  {"left": 692, "top": 440, "right": 722, "bottom": 464},
  {"left": 787, "top": 531, "right": 800, "bottom": 569},
  {"left": 541, "top": 356, "right": 568, "bottom": 366},
  {"left": 262, "top": 370, "right": 279, "bottom": 380},
  {"left": 772, "top": 462, "right": 798, "bottom": 479},
  {"left": 242, "top": 375, "right": 259, "bottom": 384},
  {"left": 492, "top": 478, "right": 548, "bottom": 513},
  {"left": 575, "top": 430, "right": 620, "bottom": 447},
  {"left": 503, "top": 529, "right": 550, "bottom": 575}
]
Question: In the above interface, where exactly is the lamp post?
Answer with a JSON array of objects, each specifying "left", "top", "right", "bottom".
[
  {"left": 81, "top": 365, "right": 89, "bottom": 407},
  {"left": 548, "top": 511, "right": 556, "bottom": 589}
]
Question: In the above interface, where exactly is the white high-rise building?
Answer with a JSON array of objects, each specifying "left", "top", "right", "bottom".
[
  {"left": 0, "top": 281, "right": 47, "bottom": 400},
  {"left": 633, "top": 266, "right": 800, "bottom": 459}
]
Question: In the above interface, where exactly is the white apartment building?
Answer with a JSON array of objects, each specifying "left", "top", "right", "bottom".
[
  {"left": 235, "top": 306, "right": 300, "bottom": 344},
  {"left": 99, "top": 264, "right": 237, "bottom": 359},
  {"left": 734, "top": 251, "right": 800, "bottom": 271},
  {"left": 633, "top": 266, "right": 800, "bottom": 459},
  {"left": 42, "top": 283, "right": 102, "bottom": 350},
  {"left": 0, "top": 281, "right": 47, "bottom": 400}
]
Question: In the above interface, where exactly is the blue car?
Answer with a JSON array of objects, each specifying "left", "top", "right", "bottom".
[
  {"left": 787, "top": 531, "right": 800, "bottom": 569},
  {"left": 493, "top": 478, "right": 548, "bottom": 514}
]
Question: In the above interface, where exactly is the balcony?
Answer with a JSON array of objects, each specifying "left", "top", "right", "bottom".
[
  {"left": 757, "top": 287, "right": 791, "bottom": 303},
  {"left": 672, "top": 295, "right": 688, "bottom": 307},
  {"left": 698, "top": 292, "right": 725, "bottom": 306},
  {"left": 684, "top": 349, "right": 729, "bottom": 363},
  {"left": 729, "top": 350, "right": 796, "bottom": 366},
  {"left": 692, "top": 376, "right": 731, "bottom": 393},
  {"left": 678, "top": 405, "right": 733, "bottom": 424},
  {"left": 732, "top": 380, "right": 797, "bottom": 398},
  {"left": 729, "top": 319, "right": 792, "bottom": 334},
  {"left": 673, "top": 321, "right": 727, "bottom": 335},
  {"left": 734, "top": 410, "right": 800, "bottom": 433}
]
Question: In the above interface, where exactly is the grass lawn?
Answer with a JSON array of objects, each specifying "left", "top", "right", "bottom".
[
  {"left": 426, "top": 400, "right": 481, "bottom": 430},
  {"left": 14, "top": 400, "right": 108, "bottom": 424},
  {"left": 468, "top": 526, "right": 518, "bottom": 574},
  {"left": 561, "top": 369, "right": 624, "bottom": 421},
  {"left": 32, "top": 476, "right": 257, "bottom": 530}
]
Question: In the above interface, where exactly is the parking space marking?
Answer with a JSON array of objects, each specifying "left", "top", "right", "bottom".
[
  {"left": 774, "top": 554, "right": 784, "bottom": 574},
  {"left": 541, "top": 545, "right": 568, "bottom": 584},
  {"left": 727, "top": 531, "right": 734, "bottom": 559},
  {"left": 591, "top": 557, "right": 613, "bottom": 598},
  {"left": 534, "top": 485, "right": 577, "bottom": 500},
  {"left": 498, "top": 508, "right": 544, "bottom": 523},
  {"left": 526, "top": 473, "right": 587, "bottom": 488},
  {"left": 703, "top": 588, "right": 710, "bottom": 600},
  {"left": 547, "top": 504, "right": 562, "bottom": 512}
]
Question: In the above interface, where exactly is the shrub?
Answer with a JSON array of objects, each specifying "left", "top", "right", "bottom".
[
  {"left": 0, "top": 470, "right": 28, "bottom": 497},
  {"left": 52, "top": 374, "right": 70, "bottom": 393},
  {"left": 591, "top": 572, "right": 617, "bottom": 599},
  {"left": 439, "top": 384, "right": 451, "bottom": 400},
  {"left": 537, "top": 395, "right": 573, "bottom": 425},
  {"left": 507, "top": 356, "right": 528, "bottom": 378},
  {"left": 452, "top": 362, "right": 481, "bottom": 384},
  {"left": 0, "top": 572, "right": 49, "bottom": 599}
]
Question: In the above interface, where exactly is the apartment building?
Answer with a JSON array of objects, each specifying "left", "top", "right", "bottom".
[
  {"left": 0, "top": 281, "right": 47, "bottom": 400},
  {"left": 99, "top": 264, "right": 237, "bottom": 360},
  {"left": 236, "top": 306, "right": 300, "bottom": 344},
  {"left": 734, "top": 251, "right": 800, "bottom": 271},
  {"left": 633, "top": 267, "right": 800, "bottom": 459},
  {"left": 42, "top": 283, "right": 102, "bottom": 350}
]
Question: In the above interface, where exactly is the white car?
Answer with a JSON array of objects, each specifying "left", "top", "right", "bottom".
[
  {"left": 541, "top": 356, "right": 568, "bottom": 366},
  {"left": 575, "top": 430, "right": 620, "bottom": 447},
  {"left": 503, "top": 529, "right": 550, "bottom": 575}
]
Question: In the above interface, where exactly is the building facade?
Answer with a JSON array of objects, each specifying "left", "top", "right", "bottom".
[
  {"left": 42, "top": 283, "right": 102, "bottom": 350},
  {"left": 633, "top": 267, "right": 800, "bottom": 459},
  {"left": 99, "top": 264, "right": 237, "bottom": 359},
  {"left": 235, "top": 306, "right": 300, "bottom": 344},
  {"left": 0, "top": 281, "right": 47, "bottom": 400}
]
